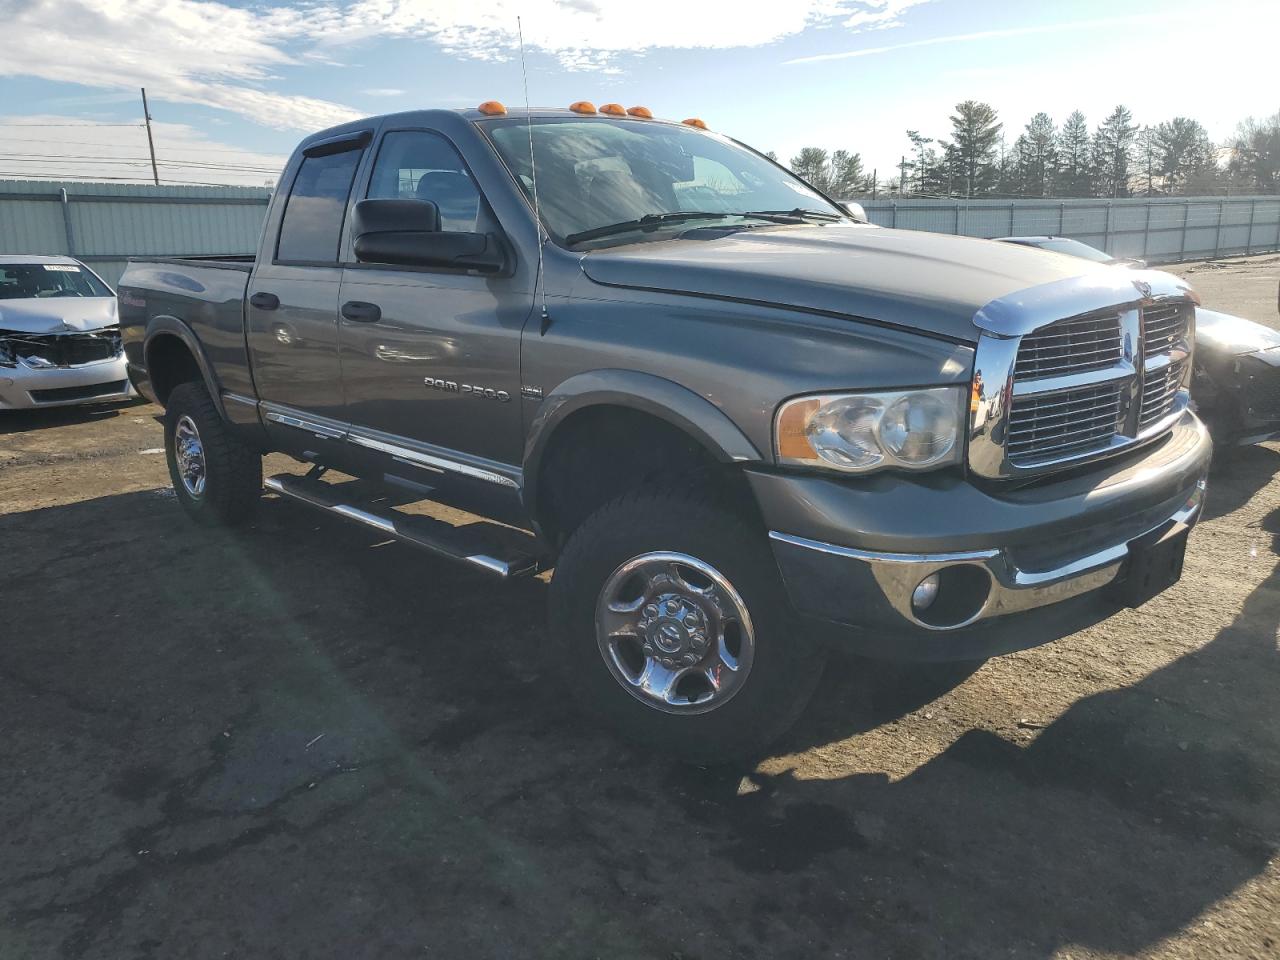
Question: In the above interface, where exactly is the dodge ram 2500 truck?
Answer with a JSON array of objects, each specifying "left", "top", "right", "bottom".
[{"left": 118, "top": 103, "right": 1210, "bottom": 761}]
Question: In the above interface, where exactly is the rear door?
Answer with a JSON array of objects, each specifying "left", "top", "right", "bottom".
[
  {"left": 247, "top": 132, "right": 370, "bottom": 456},
  {"left": 337, "top": 127, "right": 532, "bottom": 478}
]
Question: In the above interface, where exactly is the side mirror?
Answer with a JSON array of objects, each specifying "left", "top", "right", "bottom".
[
  {"left": 842, "top": 201, "right": 869, "bottom": 223},
  {"left": 351, "top": 198, "right": 505, "bottom": 272}
]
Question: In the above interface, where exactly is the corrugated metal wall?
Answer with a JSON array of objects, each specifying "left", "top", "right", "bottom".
[
  {"left": 4, "top": 179, "right": 1277, "bottom": 286},
  {"left": 860, "top": 195, "right": 1280, "bottom": 264},
  {"left": 0, "top": 180, "right": 271, "bottom": 286}
]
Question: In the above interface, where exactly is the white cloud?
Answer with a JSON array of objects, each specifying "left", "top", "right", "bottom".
[
  {"left": 0, "top": 115, "right": 288, "bottom": 186},
  {"left": 784, "top": 14, "right": 1162, "bottom": 65},
  {"left": 362, "top": 88, "right": 407, "bottom": 97},
  {"left": 0, "top": 0, "right": 930, "bottom": 131}
]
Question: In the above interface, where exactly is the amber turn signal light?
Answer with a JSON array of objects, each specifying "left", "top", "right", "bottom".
[
  {"left": 599, "top": 103, "right": 626, "bottom": 116},
  {"left": 477, "top": 101, "right": 507, "bottom": 116},
  {"left": 569, "top": 100, "right": 597, "bottom": 114},
  {"left": 682, "top": 117, "right": 707, "bottom": 129},
  {"left": 626, "top": 106, "right": 653, "bottom": 118}
]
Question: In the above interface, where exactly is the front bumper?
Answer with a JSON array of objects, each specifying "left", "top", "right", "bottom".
[
  {"left": 0, "top": 354, "right": 134, "bottom": 410},
  {"left": 753, "top": 410, "right": 1212, "bottom": 661}
]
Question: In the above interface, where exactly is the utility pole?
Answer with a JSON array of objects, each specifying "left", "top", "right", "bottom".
[
  {"left": 899, "top": 155, "right": 908, "bottom": 197},
  {"left": 140, "top": 87, "right": 159, "bottom": 186},
  {"left": 871, "top": 169, "right": 877, "bottom": 200}
]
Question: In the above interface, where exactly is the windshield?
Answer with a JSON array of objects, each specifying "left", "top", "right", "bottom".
[
  {"left": 1028, "top": 239, "right": 1115, "bottom": 263},
  {"left": 0, "top": 262, "right": 112, "bottom": 299},
  {"left": 484, "top": 117, "right": 844, "bottom": 245}
]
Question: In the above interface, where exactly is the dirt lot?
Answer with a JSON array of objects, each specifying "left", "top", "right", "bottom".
[{"left": 3, "top": 257, "right": 1279, "bottom": 960}]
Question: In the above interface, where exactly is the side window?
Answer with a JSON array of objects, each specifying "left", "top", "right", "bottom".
[
  {"left": 367, "top": 131, "right": 491, "bottom": 233},
  {"left": 276, "top": 147, "right": 363, "bottom": 263}
]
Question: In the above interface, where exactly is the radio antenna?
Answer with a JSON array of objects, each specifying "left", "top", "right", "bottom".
[{"left": 517, "top": 16, "right": 550, "bottom": 332}]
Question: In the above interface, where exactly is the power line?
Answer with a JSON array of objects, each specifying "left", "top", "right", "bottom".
[
  {"left": 0, "top": 122, "right": 145, "bottom": 128},
  {"left": 0, "top": 154, "right": 283, "bottom": 173},
  {"left": 0, "top": 135, "right": 285, "bottom": 156}
]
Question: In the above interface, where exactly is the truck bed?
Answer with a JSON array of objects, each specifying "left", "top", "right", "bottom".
[{"left": 116, "top": 256, "right": 257, "bottom": 405}]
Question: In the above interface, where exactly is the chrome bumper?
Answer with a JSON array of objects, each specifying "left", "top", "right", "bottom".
[{"left": 770, "top": 477, "right": 1205, "bottom": 634}]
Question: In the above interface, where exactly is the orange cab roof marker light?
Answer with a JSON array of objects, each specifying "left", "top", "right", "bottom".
[
  {"left": 599, "top": 103, "right": 627, "bottom": 116},
  {"left": 626, "top": 106, "right": 653, "bottom": 118},
  {"left": 682, "top": 117, "right": 707, "bottom": 129},
  {"left": 569, "top": 100, "right": 597, "bottom": 114},
  {"left": 477, "top": 100, "right": 507, "bottom": 116}
]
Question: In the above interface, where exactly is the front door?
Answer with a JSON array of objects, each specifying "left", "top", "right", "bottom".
[
  {"left": 248, "top": 135, "right": 367, "bottom": 457},
  {"left": 337, "top": 129, "right": 532, "bottom": 474}
]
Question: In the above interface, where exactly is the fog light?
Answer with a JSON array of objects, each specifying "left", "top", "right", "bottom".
[{"left": 912, "top": 573, "right": 940, "bottom": 611}]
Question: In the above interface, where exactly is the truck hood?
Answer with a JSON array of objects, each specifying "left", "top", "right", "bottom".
[
  {"left": 0, "top": 297, "right": 118, "bottom": 334},
  {"left": 579, "top": 223, "right": 1110, "bottom": 344}
]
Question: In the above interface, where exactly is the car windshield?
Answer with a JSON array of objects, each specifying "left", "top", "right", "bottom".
[
  {"left": 1028, "top": 239, "right": 1115, "bottom": 263},
  {"left": 0, "top": 262, "right": 112, "bottom": 299},
  {"left": 484, "top": 117, "right": 844, "bottom": 245}
]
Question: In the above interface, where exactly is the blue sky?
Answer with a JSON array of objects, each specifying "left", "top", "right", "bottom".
[{"left": 0, "top": 0, "right": 1275, "bottom": 186}]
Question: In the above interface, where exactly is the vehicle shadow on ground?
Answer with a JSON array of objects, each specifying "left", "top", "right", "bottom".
[
  {"left": 0, "top": 398, "right": 145, "bottom": 436},
  {"left": 1204, "top": 442, "right": 1280, "bottom": 521},
  {"left": 1, "top": 481, "right": 1277, "bottom": 958}
]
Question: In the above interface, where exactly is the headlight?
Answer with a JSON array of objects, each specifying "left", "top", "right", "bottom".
[{"left": 775, "top": 387, "right": 965, "bottom": 474}]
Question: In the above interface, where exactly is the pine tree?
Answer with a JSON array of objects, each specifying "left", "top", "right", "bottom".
[
  {"left": 789, "top": 147, "right": 832, "bottom": 193},
  {"left": 948, "top": 101, "right": 1002, "bottom": 196},
  {"left": 1155, "top": 117, "right": 1216, "bottom": 195},
  {"left": 1092, "top": 105, "right": 1139, "bottom": 198},
  {"left": 1054, "top": 110, "right": 1092, "bottom": 197}
]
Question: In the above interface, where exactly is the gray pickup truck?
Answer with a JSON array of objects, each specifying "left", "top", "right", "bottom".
[{"left": 118, "top": 104, "right": 1210, "bottom": 760}]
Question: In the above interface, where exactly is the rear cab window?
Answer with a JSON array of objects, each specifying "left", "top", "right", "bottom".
[{"left": 276, "top": 146, "right": 364, "bottom": 263}]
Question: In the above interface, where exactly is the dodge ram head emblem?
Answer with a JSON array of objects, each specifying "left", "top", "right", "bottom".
[{"left": 1133, "top": 279, "right": 1153, "bottom": 300}]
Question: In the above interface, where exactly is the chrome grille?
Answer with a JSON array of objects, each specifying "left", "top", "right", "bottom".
[
  {"left": 1142, "top": 302, "right": 1191, "bottom": 354},
  {"left": 1007, "top": 382, "right": 1123, "bottom": 464},
  {"left": 1140, "top": 359, "right": 1188, "bottom": 428},
  {"left": 1012, "top": 312, "right": 1122, "bottom": 379}
]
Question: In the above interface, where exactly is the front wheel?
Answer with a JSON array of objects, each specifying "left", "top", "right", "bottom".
[
  {"left": 164, "top": 381, "right": 262, "bottom": 526},
  {"left": 548, "top": 484, "right": 826, "bottom": 763}
]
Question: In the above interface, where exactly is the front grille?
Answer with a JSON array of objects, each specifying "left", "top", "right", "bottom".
[
  {"left": 1013, "top": 312, "right": 1122, "bottom": 379},
  {"left": 1139, "top": 359, "right": 1187, "bottom": 428},
  {"left": 1142, "top": 302, "right": 1191, "bottom": 354},
  {"left": 29, "top": 379, "right": 129, "bottom": 403},
  {"left": 0, "top": 329, "right": 120, "bottom": 367},
  {"left": 1007, "top": 382, "right": 1123, "bottom": 464}
]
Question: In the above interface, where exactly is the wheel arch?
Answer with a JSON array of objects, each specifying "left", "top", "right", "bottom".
[
  {"left": 143, "top": 316, "right": 226, "bottom": 418},
  {"left": 523, "top": 370, "right": 764, "bottom": 547}
]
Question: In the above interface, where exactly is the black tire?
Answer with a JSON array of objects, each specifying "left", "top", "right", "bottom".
[
  {"left": 164, "top": 381, "right": 262, "bottom": 526},
  {"left": 548, "top": 482, "right": 826, "bottom": 763}
]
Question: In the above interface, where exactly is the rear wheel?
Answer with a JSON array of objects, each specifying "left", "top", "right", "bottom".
[
  {"left": 549, "top": 483, "right": 826, "bottom": 763},
  {"left": 164, "top": 381, "right": 262, "bottom": 526}
]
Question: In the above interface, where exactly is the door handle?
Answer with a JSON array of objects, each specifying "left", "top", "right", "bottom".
[
  {"left": 249, "top": 291, "right": 279, "bottom": 310},
  {"left": 341, "top": 300, "right": 382, "bottom": 323}
]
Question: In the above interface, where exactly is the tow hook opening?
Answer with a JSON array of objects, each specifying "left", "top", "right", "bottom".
[{"left": 910, "top": 564, "right": 992, "bottom": 629}]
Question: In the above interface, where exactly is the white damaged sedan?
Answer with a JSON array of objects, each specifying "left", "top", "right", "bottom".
[{"left": 0, "top": 256, "right": 134, "bottom": 410}]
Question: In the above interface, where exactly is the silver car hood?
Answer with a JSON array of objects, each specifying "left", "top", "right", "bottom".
[
  {"left": 0, "top": 297, "right": 118, "bottom": 334},
  {"left": 580, "top": 223, "right": 1113, "bottom": 344}
]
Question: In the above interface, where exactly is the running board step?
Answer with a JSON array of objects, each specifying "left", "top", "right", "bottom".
[{"left": 264, "top": 473, "right": 539, "bottom": 579}]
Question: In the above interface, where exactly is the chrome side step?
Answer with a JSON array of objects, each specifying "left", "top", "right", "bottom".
[{"left": 264, "top": 474, "right": 539, "bottom": 579}]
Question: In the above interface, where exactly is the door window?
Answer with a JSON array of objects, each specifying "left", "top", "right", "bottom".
[
  {"left": 367, "top": 131, "right": 492, "bottom": 233},
  {"left": 276, "top": 147, "right": 363, "bottom": 263}
]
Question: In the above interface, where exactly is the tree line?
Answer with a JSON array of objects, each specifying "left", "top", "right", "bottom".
[{"left": 767, "top": 103, "right": 1280, "bottom": 200}]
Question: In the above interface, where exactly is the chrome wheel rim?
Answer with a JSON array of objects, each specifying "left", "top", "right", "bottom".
[
  {"left": 595, "top": 552, "right": 756, "bottom": 715},
  {"left": 174, "top": 415, "right": 207, "bottom": 497}
]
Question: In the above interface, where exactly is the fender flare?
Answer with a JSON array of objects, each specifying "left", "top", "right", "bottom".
[
  {"left": 521, "top": 368, "right": 762, "bottom": 514},
  {"left": 142, "top": 316, "right": 228, "bottom": 420}
]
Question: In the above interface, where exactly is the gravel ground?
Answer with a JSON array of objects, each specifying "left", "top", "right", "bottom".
[{"left": 2, "top": 257, "right": 1278, "bottom": 959}]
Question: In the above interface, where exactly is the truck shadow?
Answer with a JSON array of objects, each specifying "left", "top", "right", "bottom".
[{"left": 1, "top": 479, "right": 1276, "bottom": 958}]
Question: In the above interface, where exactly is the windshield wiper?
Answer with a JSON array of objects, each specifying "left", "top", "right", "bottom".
[
  {"left": 565, "top": 211, "right": 742, "bottom": 245},
  {"left": 741, "top": 208, "right": 844, "bottom": 222}
]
